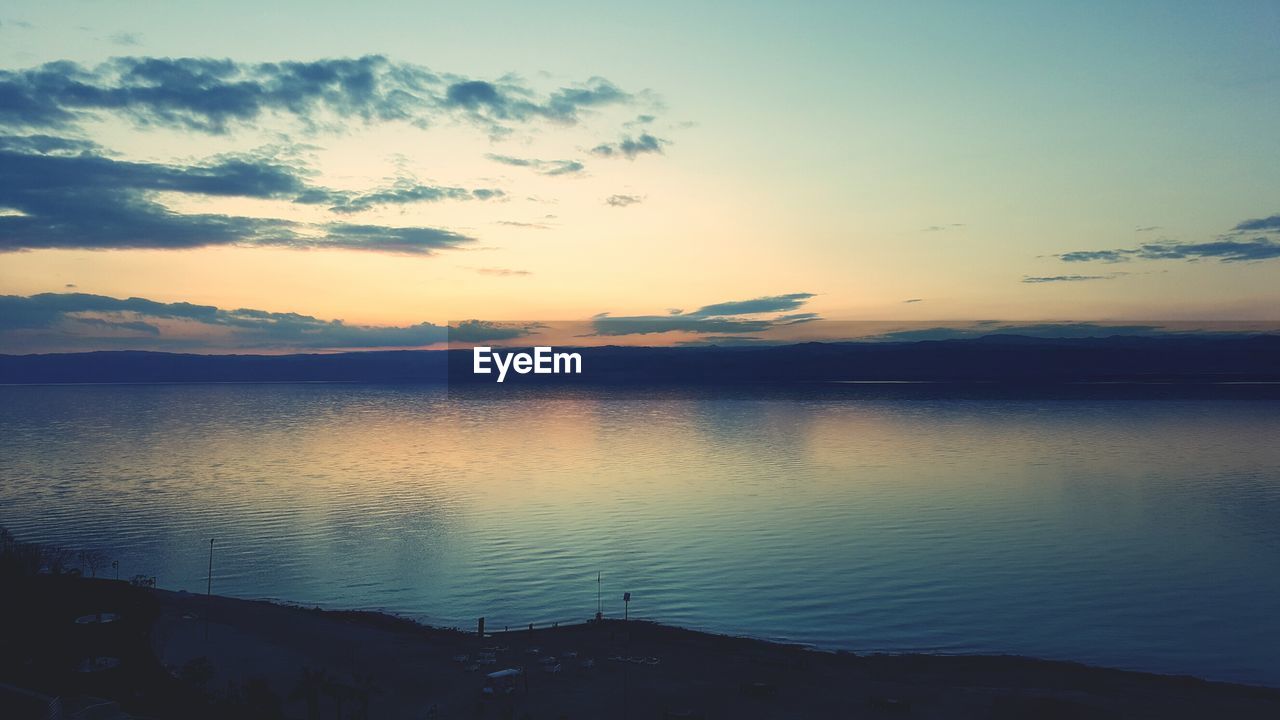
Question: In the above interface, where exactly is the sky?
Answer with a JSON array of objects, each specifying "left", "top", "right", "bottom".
[{"left": 1, "top": 1, "right": 1278, "bottom": 352}]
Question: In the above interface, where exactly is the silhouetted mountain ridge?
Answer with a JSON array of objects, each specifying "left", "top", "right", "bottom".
[{"left": 1, "top": 334, "right": 1278, "bottom": 385}]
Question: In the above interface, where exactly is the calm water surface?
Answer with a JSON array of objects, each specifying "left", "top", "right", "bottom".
[{"left": 2, "top": 384, "right": 1278, "bottom": 685}]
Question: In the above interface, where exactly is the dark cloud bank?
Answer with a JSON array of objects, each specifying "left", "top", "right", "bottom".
[
  {"left": 0, "top": 55, "right": 660, "bottom": 253},
  {"left": 0, "top": 135, "right": 494, "bottom": 252},
  {"left": 0, "top": 56, "right": 638, "bottom": 135},
  {"left": 0, "top": 292, "right": 528, "bottom": 352}
]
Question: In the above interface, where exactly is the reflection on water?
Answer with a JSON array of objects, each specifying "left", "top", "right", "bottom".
[{"left": 1, "top": 384, "right": 1278, "bottom": 685}]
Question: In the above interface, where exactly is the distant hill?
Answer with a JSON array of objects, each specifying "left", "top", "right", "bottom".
[
  {"left": 1, "top": 334, "right": 1278, "bottom": 385},
  {"left": 0, "top": 349, "right": 447, "bottom": 384}
]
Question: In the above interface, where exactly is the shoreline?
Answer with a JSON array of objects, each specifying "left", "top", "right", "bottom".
[
  {"left": 6, "top": 576, "right": 1280, "bottom": 719},
  {"left": 207, "top": 592, "right": 1269, "bottom": 689}
]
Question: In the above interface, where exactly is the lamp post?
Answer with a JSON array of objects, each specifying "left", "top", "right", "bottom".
[
  {"left": 623, "top": 592, "right": 630, "bottom": 621},
  {"left": 205, "top": 538, "right": 214, "bottom": 642}
]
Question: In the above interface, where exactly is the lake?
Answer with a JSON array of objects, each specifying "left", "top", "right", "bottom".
[{"left": 1, "top": 383, "right": 1278, "bottom": 685}]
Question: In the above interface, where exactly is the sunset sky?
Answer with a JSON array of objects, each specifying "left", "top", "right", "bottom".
[{"left": 1, "top": 1, "right": 1278, "bottom": 352}]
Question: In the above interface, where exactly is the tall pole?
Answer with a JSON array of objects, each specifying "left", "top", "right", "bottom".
[
  {"left": 205, "top": 538, "right": 214, "bottom": 641},
  {"left": 597, "top": 572, "right": 601, "bottom": 615}
]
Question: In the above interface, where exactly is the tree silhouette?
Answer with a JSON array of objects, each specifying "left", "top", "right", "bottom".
[{"left": 79, "top": 549, "right": 110, "bottom": 578}]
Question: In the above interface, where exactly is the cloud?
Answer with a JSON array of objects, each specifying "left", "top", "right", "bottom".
[
  {"left": 324, "top": 180, "right": 505, "bottom": 214},
  {"left": 590, "top": 133, "right": 666, "bottom": 159},
  {"left": 0, "top": 292, "right": 531, "bottom": 352},
  {"left": 922, "top": 223, "right": 965, "bottom": 232},
  {"left": 496, "top": 220, "right": 551, "bottom": 230},
  {"left": 589, "top": 314, "right": 777, "bottom": 336},
  {"left": 1055, "top": 213, "right": 1280, "bottom": 265},
  {"left": 588, "top": 293, "right": 819, "bottom": 336},
  {"left": 1135, "top": 239, "right": 1280, "bottom": 261},
  {"left": 1057, "top": 249, "right": 1133, "bottom": 263},
  {"left": 1058, "top": 238, "right": 1280, "bottom": 264},
  {"left": 773, "top": 312, "right": 820, "bottom": 325},
  {"left": 473, "top": 267, "right": 531, "bottom": 276},
  {"left": 0, "top": 56, "right": 641, "bottom": 136},
  {"left": 485, "top": 153, "right": 584, "bottom": 176},
  {"left": 444, "top": 80, "right": 501, "bottom": 108},
  {"left": 674, "top": 335, "right": 772, "bottom": 347},
  {"left": 108, "top": 32, "right": 141, "bottom": 47},
  {"left": 0, "top": 134, "right": 477, "bottom": 252},
  {"left": 869, "top": 322, "right": 1169, "bottom": 342},
  {"left": 442, "top": 76, "right": 629, "bottom": 130},
  {"left": 605, "top": 194, "right": 643, "bottom": 207},
  {"left": 1136, "top": 225, "right": 1161, "bottom": 232},
  {"left": 0, "top": 56, "right": 670, "bottom": 254},
  {"left": 903, "top": 298, "right": 923, "bottom": 303},
  {"left": 686, "top": 293, "right": 816, "bottom": 317},
  {"left": 448, "top": 319, "right": 538, "bottom": 343},
  {"left": 306, "top": 224, "right": 473, "bottom": 254},
  {"left": 1022, "top": 274, "right": 1118, "bottom": 283},
  {"left": 1234, "top": 214, "right": 1280, "bottom": 232},
  {"left": 74, "top": 316, "right": 160, "bottom": 335}
]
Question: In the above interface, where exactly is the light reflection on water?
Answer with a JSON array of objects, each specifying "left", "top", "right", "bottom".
[{"left": 1, "top": 383, "right": 1278, "bottom": 685}]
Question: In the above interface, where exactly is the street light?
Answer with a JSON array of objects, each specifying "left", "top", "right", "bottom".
[{"left": 205, "top": 538, "right": 214, "bottom": 642}]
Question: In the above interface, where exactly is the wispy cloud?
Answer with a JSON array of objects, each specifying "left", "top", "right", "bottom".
[
  {"left": 588, "top": 293, "right": 819, "bottom": 336},
  {"left": 1055, "top": 213, "right": 1280, "bottom": 264},
  {"left": 448, "top": 319, "right": 538, "bottom": 343},
  {"left": 473, "top": 267, "right": 532, "bottom": 276},
  {"left": 685, "top": 293, "right": 815, "bottom": 317},
  {"left": 922, "top": 223, "right": 965, "bottom": 232},
  {"left": 485, "top": 153, "right": 584, "bottom": 176},
  {"left": 673, "top": 335, "right": 772, "bottom": 347},
  {"left": 1058, "top": 238, "right": 1280, "bottom": 264},
  {"left": 1022, "top": 274, "right": 1121, "bottom": 283},
  {"left": 623, "top": 114, "right": 656, "bottom": 128},
  {"left": 325, "top": 180, "right": 505, "bottom": 214},
  {"left": 443, "top": 76, "right": 630, "bottom": 133},
  {"left": 590, "top": 133, "right": 666, "bottom": 159},
  {"left": 108, "top": 31, "right": 141, "bottom": 47},
  {"left": 1056, "top": 249, "right": 1132, "bottom": 263},
  {"left": 869, "top": 322, "right": 1169, "bottom": 342},
  {"left": 605, "top": 194, "right": 643, "bottom": 207}
]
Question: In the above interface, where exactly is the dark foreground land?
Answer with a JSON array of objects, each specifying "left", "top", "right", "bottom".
[{"left": 3, "top": 576, "right": 1279, "bottom": 719}]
